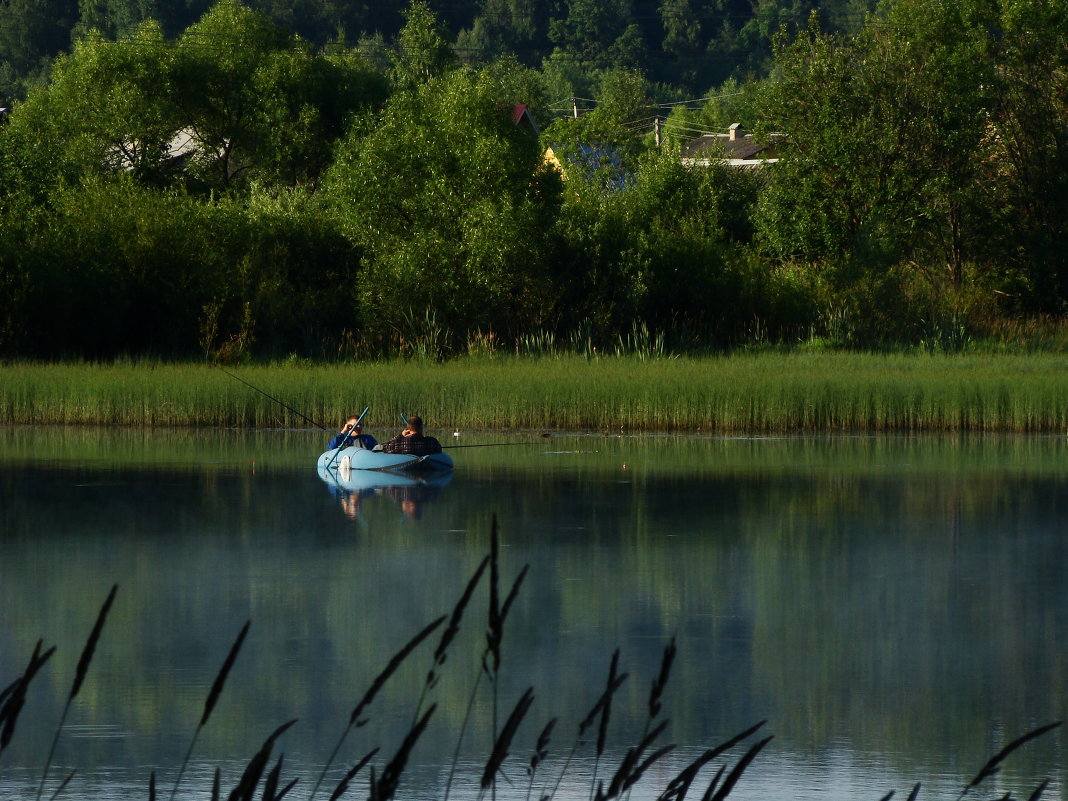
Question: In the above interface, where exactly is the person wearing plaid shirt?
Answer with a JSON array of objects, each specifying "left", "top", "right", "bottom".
[{"left": 379, "top": 415, "right": 442, "bottom": 456}]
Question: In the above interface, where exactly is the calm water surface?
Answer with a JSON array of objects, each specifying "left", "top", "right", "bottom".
[{"left": 1, "top": 427, "right": 1067, "bottom": 801}]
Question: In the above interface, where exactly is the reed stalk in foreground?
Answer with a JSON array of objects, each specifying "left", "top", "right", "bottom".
[
  {"left": 595, "top": 721, "right": 674, "bottom": 801},
  {"left": 480, "top": 687, "right": 535, "bottom": 801},
  {"left": 1, "top": 519, "right": 1065, "bottom": 801},
  {"left": 369, "top": 704, "right": 436, "bottom": 801},
  {"left": 262, "top": 753, "right": 300, "bottom": 801},
  {"left": 37, "top": 584, "right": 117, "bottom": 801},
  {"left": 170, "top": 619, "right": 251, "bottom": 801},
  {"left": 485, "top": 517, "right": 529, "bottom": 743},
  {"left": 44, "top": 769, "right": 76, "bottom": 801},
  {"left": 646, "top": 637, "right": 676, "bottom": 728},
  {"left": 545, "top": 649, "right": 627, "bottom": 801},
  {"left": 619, "top": 638, "right": 676, "bottom": 801},
  {"left": 655, "top": 720, "right": 767, "bottom": 801},
  {"left": 706, "top": 735, "right": 775, "bottom": 801},
  {"left": 307, "top": 616, "right": 445, "bottom": 801},
  {"left": 326, "top": 748, "right": 378, "bottom": 801},
  {"left": 444, "top": 517, "right": 528, "bottom": 801},
  {"left": 227, "top": 719, "right": 298, "bottom": 801},
  {"left": 589, "top": 650, "right": 624, "bottom": 801},
  {"left": 0, "top": 640, "right": 56, "bottom": 757},
  {"left": 957, "top": 721, "right": 1062, "bottom": 800},
  {"left": 877, "top": 784, "right": 921, "bottom": 801},
  {"left": 525, "top": 717, "right": 557, "bottom": 801},
  {"left": 413, "top": 554, "right": 490, "bottom": 722}
]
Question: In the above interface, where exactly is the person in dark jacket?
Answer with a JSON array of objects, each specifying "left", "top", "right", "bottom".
[
  {"left": 378, "top": 415, "right": 442, "bottom": 456},
  {"left": 328, "top": 416, "right": 378, "bottom": 450}
]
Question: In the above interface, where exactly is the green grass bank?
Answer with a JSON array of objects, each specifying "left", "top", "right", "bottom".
[{"left": 3, "top": 352, "right": 1068, "bottom": 433}]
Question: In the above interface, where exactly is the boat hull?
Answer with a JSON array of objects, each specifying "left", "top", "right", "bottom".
[
  {"left": 316, "top": 446, "right": 454, "bottom": 474},
  {"left": 317, "top": 463, "right": 454, "bottom": 492}
]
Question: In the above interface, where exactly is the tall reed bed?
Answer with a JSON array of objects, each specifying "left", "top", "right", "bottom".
[
  {"left": 4, "top": 353, "right": 1068, "bottom": 432},
  {"left": 1, "top": 520, "right": 1060, "bottom": 801}
]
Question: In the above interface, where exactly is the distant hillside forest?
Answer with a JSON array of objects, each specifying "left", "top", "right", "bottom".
[
  {"left": 1, "top": 0, "right": 1066, "bottom": 360},
  {"left": 1, "top": 0, "right": 878, "bottom": 102}
]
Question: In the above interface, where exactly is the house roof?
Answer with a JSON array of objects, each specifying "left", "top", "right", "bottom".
[
  {"left": 511, "top": 104, "right": 539, "bottom": 135},
  {"left": 683, "top": 134, "right": 767, "bottom": 160},
  {"left": 681, "top": 124, "right": 784, "bottom": 165}
]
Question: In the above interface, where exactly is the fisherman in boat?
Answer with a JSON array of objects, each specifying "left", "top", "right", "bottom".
[
  {"left": 377, "top": 415, "right": 442, "bottom": 456},
  {"left": 328, "top": 415, "right": 378, "bottom": 450}
]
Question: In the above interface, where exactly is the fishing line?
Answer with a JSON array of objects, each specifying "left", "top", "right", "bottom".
[
  {"left": 443, "top": 441, "right": 549, "bottom": 449},
  {"left": 219, "top": 367, "right": 330, "bottom": 431}
]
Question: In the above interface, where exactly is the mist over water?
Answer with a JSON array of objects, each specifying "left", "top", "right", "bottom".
[{"left": 2, "top": 429, "right": 1066, "bottom": 801}]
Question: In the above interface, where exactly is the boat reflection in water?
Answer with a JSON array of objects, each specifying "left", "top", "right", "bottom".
[{"left": 317, "top": 463, "right": 452, "bottom": 521}]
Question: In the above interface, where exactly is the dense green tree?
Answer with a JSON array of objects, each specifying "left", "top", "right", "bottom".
[
  {"left": 73, "top": 0, "right": 159, "bottom": 39},
  {"left": 541, "top": 67, "right": 654, "bottom": 188},
  {"left": 0, "top": 0, "right": 389, "bottom": 357},
  {"left": 550, "top": 148, "right": 767, "bottom": 341},
  {"left": 167, "top": 0, "right": 388, "bottom": 191},
  {"left": 353, "top": 31, "right": 393, "bottom": 72},
  {"left": 1, "top": 1, "right": 387, "bottom": 195},
  {"left": 389, "top": 0, "right": 459, "bottom": 91},
  {"left": 708, "top": 77, "right": 761, "bottom": 126},
  {"left": 0, "top": 0, "right": 79, "bottom": 99},
  {"left": 755, "top": 1, "right": 997, "bottom": 290},
  {"left": 651, "top": 0, "right": 879, "bottom": 96},
  {"left": 4, "top": 0, "right": 1067, "bottom": 360},
  {"left": 0, "top": 0, "right": 884, "bottom": 105},
  {"left": 454, "top": 17, "right": 497, "bottom": 64},
  {"left": 0, "top": 179, "right": 359, "bottom": 357},
  {"left": 458, "top": 0, "right": 552, "bottom": 65},
  {"left": 548, "top": 0, "right": 642, "bottom": 70},
  {"left": 822, "top": 0, "right": 876, "bottom": 31},
  {"left": 423, "top": 0, "right": 479, "bottom": 40},
  {"left": 660, "top": 0, "right": 702, "bottom": 59},
  {"left": 982, "top": 0, "right": 1068, "bottom": 310},
  {"left": 734, "top": 0, "right": 820, "bottom": 68},
  {"left": 0, "top": 179, "right": 231, "bottom": 356},
  {"left": 241, "top": 45, "right": 389, "bottom": 188},
  {"left": 538, "top": 49, "right": 597, "bottom": 105},
  {"left": 1, "top": 23, "right": 179, "bottom": 197},
  {"left": 324, "top": 63, "right": 561, "bottom": 351},
  {"left": 170, "top": 0, "right": 308, "bottom": 189},
  {"left": 212, "top": 188, "right": 361, "bottom": 357}
]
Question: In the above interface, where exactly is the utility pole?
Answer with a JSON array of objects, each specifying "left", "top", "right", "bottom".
[
  {"left": 572, "top": 97, "right": 579, "bottom": 118},
  {"left": 654, "top": 116, "right": 661, "bottom": 147}
]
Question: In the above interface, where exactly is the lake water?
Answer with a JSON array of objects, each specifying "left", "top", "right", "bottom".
[{"left": 1, "top": 427, "right": 1067, "bottom": 801}]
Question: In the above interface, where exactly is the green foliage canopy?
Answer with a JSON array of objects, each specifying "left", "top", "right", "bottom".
[
  {"left": 755, "top": 1, "right": 997, "bottom": 282},
  {"left": 0, "top": 1, "right": 387, "bottom": 197},
  {"left": 325, "top": 62, "right": 562, "bottom": 351}
]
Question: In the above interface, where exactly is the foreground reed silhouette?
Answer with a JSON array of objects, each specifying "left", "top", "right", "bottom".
[{"left": 0, "top": 518, "right": 1062, "bottom": 801}]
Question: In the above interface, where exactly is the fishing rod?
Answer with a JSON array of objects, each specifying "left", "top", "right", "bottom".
[
  {"left": 326, "top": 405, "right": 371, "bottom": 470},
  {"left": 220, "top": 367, "right": 330, "bottom": 432},
  {"left": 394, "top": 413, "right": 540, "bottom": 449},
  {"left": 393, "top": 414, "right": 544, "bottom": 450},
  {"left": 444, "top": 441, "right": 550, "bottom": 449}
]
